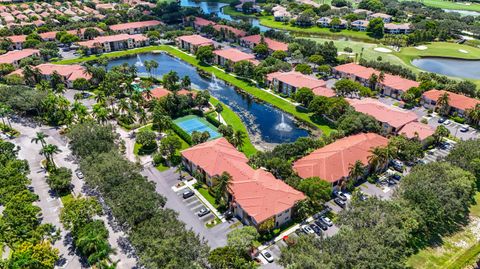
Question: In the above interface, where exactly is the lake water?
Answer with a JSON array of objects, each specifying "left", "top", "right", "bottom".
[
  {"left": 107, "top": 53, "right": 309, "bottom": 145},
  {"left": 443, "top": 9, "right": 480, "bottom": 16},
  {"left": 180, "top": 0, "right": 270, "bottom": 32},
  {"left": 412, "top": 57, "right": 480, "bottom": 80}
]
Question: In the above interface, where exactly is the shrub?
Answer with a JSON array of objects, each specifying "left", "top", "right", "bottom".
[
  {"left": 153, "top": 153, "right": 165, "bottom": 166},
  {"left": 206, "top": 113, "right": 221, "bottom": 127},
  {"left": 47, "top": 167, "right": 72, "bottom": 195},
  {"left": 451, "top": 116, "right": 466, "bottom": 124},
  {"left": 171, "top": 123, "right": 192, "bottom": 145}
]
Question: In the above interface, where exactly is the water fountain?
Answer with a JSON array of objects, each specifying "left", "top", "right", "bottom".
[
  {"left": 209, "top": 73, "right": 222, "bottom": 91},
  {"left": 275, "top": 114, "right": 293, "bottom": 132},
  {"left": 135, "top": 54, "right": 144, "bottom": 67}
]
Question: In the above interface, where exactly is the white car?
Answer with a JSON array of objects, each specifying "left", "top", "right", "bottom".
[
  {"left": 261, "top": 250, "right": 274, "bottom": 263},
  {"left": 320, "top": 216, "right": 333, "bottom": 227},
  {"left": 302, "top": 225, "right": 315, "bottom": 234}
]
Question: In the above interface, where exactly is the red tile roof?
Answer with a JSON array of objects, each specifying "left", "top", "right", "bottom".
[
  {"left": 213, "top": 24, "right": 246, "bottom": 37},
  {"left": 399, "top": 121, "right": 435, "bottom": 140},
  {"left": 312, "top": 86, "right": 336, "bottom": 97},
  {"left": 6, "top": 35, "right": 27, "bottom": 43},
  {"left": 422, "top": 89, "right": 480, "bottom": 111},
  {"left": 241, "top": 35, "right": 288, "bottom": 51},
  {"left": 193, "top": 17, "right": 216, "bottom": 27},
  {"left": 182, "top": 138, "right": 305, "bottom": 224},
  {"left": 348, "top": 98, "right": 418, "bottom": 129},
  {"left": 293, "top": 133, "right": 389, "bottom": 182},
  {"left": 214, "top": 48, "right": 256, "bottom": 63},
  {"left": 0, "top": 49, "right": 39, "bottom": 64},
  {"left": 147, "top": 87, "right": 171, "bottom": 99},
  {"left": 176, "top": 34, "right": 214, "bottom": 46},
  {"left": 77, "top": 34, "right": 148, "bottom": 48},
  {"left": 267, "top": 71, "right": 327, "bottom": 91},
  {"left": 9, "top": 63, "right": 91, "bottom": 81},
  {"left": 109, "top": 20, "right": 162, "bottom": 31},
  {"left": 334, "top": 63, "right": 419, "bottom": 93}
]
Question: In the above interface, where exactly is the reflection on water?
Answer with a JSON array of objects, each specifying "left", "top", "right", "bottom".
[
  {"left": 107, "top": 53, "right": 309, "bottom": 144},
  {"left": 443, "top": 9, "right": 480, "bottom": 16},
  {"left": 412, "top": 57, "right": 480, "bottom": 80}
]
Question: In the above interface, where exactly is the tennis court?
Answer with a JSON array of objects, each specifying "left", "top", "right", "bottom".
[{"left": 174, "top": 115, "right": 221, "bottom": 139}]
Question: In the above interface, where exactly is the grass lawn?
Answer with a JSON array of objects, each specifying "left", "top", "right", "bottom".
[
  {"left": 222, "top": 6, "right": 258, "bottom": 17},
  {"left": 400, "top": 0, "right": 480, "bottom": 12},
  {"left": 406, "top": 192, "right": 480, "bottom": 269},
  {"left": 54, "top": 45, "right": 334, "bottom": 135},
  {"left": 209, "top": 97, "right": 257, "bottom": 156},
  {"left": 258, "top": 16, "right": 375, "bottom": 42},
  {"left": 197, "top": 186, "right": 219, "bottom": 208}
]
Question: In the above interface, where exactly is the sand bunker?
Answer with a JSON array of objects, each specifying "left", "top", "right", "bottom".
[
  {"left": 415, "top": 45, "right": 428, "bottom": 50},
  {"left": 374, "top": 47, "right": 392, "bottom": 53},
  {"left": 459, "top": 49, "right": 469, "bottom": 53}
]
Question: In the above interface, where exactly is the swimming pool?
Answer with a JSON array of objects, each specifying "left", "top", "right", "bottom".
[{"left": 174, "top": 115, "right": 221, "bottom": 140}]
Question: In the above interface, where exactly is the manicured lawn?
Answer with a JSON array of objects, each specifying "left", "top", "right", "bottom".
[
  {"left": 395, "top": 42, "right": 480, "bottom": 63},
  {"left": 222, "top": 6, "right": 258, "bottom": 17},
  {"left": 406, "top": 192, "right": 480, "bottom": 269},
  {"left": 258, "top": 16, "right": 375, "bottom": 41},
  {"left": 197, "top": 186, "right": 219, "bottom": 209},
  {"left": 399, "top": 0, "right": 480, "bottom": 12},
  {"left": 209, "top": 97, "right": 257, "bottom": 156}
]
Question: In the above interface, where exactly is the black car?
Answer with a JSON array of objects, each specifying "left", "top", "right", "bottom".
[
  {"left": 438, "top": 117, "right": 447, "bottom": 124},
  {"left": 182, "top": 190, "right": 194, "bottom": 199},
  {"left": 390, "top": 174, "right": 402, "bottom": 181},
  {"left": 334, "top": 198, "right": 346, "bottom": 208},
  {"left": 315, "top": 220, "right": 328, "bottom": 231},
  {"left": 460, "top": 126, "right": 469, "bottom": 133},
  {"left": 224, "top": 210, "right": 234, "bottom": 220},
  {"left": 197, "top": 207, "right": 210, "bottom": 217},
  {"left": 309, "top": 224, "right": 322, "bottom": 235},
  {"left": 295, "top": 228, "right": 306, "bottom": 236},
  {"left": 335, "top": 191, "right": 347, "bottom": 201}
]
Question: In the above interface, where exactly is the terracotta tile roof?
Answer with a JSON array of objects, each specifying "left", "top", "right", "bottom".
[
  {"left": 213, "top": 24, "right": 246, "bottom": 37},
  {"left": 176, "top": 34, "right": 214, "bottom": 46},
  {"left": 182, "top": 138, "right": 305, "bottom": 224},
  {"left": 0, "top": 49, "right": 39, "bottom": 64},
  {"left": 213, "top": 48, "right": 256, "bottom": 63},
  {"left": 399, "top": 121, "right": 435, "bottom": 140},
  {"left": 10, "top": 63, "right": 91, "bottom": 81},
  {"left": 267, "top": 71, "right": 327, "bottom": 91},
  {"left": 193, "top": 16, "right": 216, "bottom": 27},
  {"left": 109, "top": 20, "right": 162, "bottom": 31},
  {"left": 241, "top": 35, "right": 288, "bottom": 51},
  {"left": 144, "top": 87, "right": 194, "bottom": 100},
  {"left": 422, "top": 89, "right": 480, "bottom": 111},
  {"left": 77, "top": 34, "right": 148, "bottom": 48},
  {"left": 384, "top": 23, "right": 411, "bottom": 30},
  {"left": 333, "top": 63, "right": 419, "bottom": 93},
  {"left": 312, "top": 86, "right": 336, "bottom": 97},
  {"left": 348, "top": 98, "right": 418, "bottom": 129},
  {"left": 6, "top": 35, "right": 27, "bottom": 43},
  {"left": 293, "top": 133, "right": 389, "bottom": 182}
]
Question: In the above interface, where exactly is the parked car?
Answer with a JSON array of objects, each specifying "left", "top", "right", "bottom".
[
  {"left": 320, "top": 216, "right": 333, "bottom": 227},
  {"left": 182, "top": 190, "right": 194, "bottom": 199},
  {"left": 302, "top": 225, "right": 315, "bottom": 234},
  {"left": 390, "top": 173, "right": 402, "bottom": 181},
  {"left": 295, "top": 228, "right": 306, "bottom": 236},
  {"left": 261, "top": 250, "right": 274, "bottom": 263},
  {"left": 439, "top": 141, "right": 452, "bottom": 150},
  {"left": 309, "top": 224, "right": 322, "bottom": 235},
  {"left": 391, "top": 159, "right": 404, "bottom": 172},
  {"left": 443, "top": 119, "right": 451, "bottom": 125},
  {"left": 315, "top": 220, "right": 328, "bottom": 230},
  {"left": 460, "top": 125, "right": 470, "bottom": 133},
  {"left": 224, "top": 210, "right": 233, "bottom": 220},
  {"left": 438, "top": 117, "right": 446, "bottom": 123},
  {"left": 334, "top": 191, "right": 347, "bottom": 201},
  {"left": 197, "top": 207, "right": 210, "bottom": 217},
  {"left": 75, "top": 170, "right": 84, "bottom": 179},
  {"left": 334, "top": 198, "right": 346, "bottom": 208}
]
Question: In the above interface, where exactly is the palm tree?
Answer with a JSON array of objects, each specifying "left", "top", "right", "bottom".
[
  {"left": 215, "top": 103, "right": 223, "bottom": 122},
  {"left": 31, "top": 132, "right": 49, "bottom": 148},
  {"left": 138, "top": 110, "right": 149, "bottom": 125},
  {"left": 40, "top": 143, "right": 61, "bottom": 169},
  {"left": 213, "top": 172, "right": 232, "bottom": 204},
  {"left": 368, "top": 73, "right": 378, "bottom": 90},
  {"left": 181, "top": 76, "right": 191, "bottom": 89},
  {"left": 436, "top": 92, "right": 450, "bottom": 116},
  {"left": 231, "top": 130, "right": 246, "bottom": 149},
  {"left": 466, "top": 104, "right": 480, "bottom": 126},
  {"left": 348, "top": 160, "right": 365, "bottom": 182},
  {"left": 367, "top": 146, "right": 389, "bottom": 173}
]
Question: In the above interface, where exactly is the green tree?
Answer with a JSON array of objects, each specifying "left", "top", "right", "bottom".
[
  {"left": 436, "top": 92, "right": 450, "bottom": 116},
  {"left": 253, "top": 43, "right": 268, "bottom": 58},
  {"left": 308, "top": 54, "right": 324, "bottom": 68},
  {"left": 31, "top": 132, "right": 49, "bottom": 148},
  {"left": 294, "top": 63, "right": 312, "bottom": 75},
  {"left": 136, "top": 129, "right": 157, "bottom": 151},
  {"left": 75, "top": 220, "right": 112, "bottom": 265},
  {"left": 46, "top": 167, "right": 72, "bottom": 195},
  {"left": 159, "top": 135, "right": 181, "bottom": 163},
  {"left": 8, "top": 241, "right": 60, "bottom": 269},
  {"left": 227, "top": 226, "right": 259, "bottom": 255},
  {"left": 367, "top": 18, "right": 384, "bottom": 38},
  {"left": 271, "top": 50, "right": 287, "bottom": 60},
  {"left": 73, "top": 78, "right": 90, "bottom": 93},
  {"left": 433, "top": 125, "right": 450, "bottom": 144},
  {"left": 213, "top": 171, "right": 232, "bottom": 204},
  {"left": 60, "top": 197, "right": 102, "bottom": 232},
  {"left": 162, "top": 71, "right": 180, "bottom": 91},
  {"left": 293, "top": 87, "right": 314, "bottom": 107},
  {"left": 231, "top": 130, "right": 246, "bottom": 149},
  {"left": 195, "top": 45, "right": 214, "bottom": 64},
  {"left": 40, "top": 144, "right": 61, "bottom": 169},
  {"left": 297, "top": 177, "right": 332, "bottom": 205},
  {"left": 208, "top": 246, "right": 256, "bottom": 269}
]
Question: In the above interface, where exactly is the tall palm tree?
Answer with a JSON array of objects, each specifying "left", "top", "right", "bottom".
[
  {"left": 367, "top": 146, "right": 389, "bottom": 173},
  {"left": 231, "top": 130, "right": 246, "bottom": 149},
  {"left": 348, "top": 160, "right": 365, "bottom": 182},
  {"left": 181, "top": 75, "right": 191, "bottom": 89},
  {"left": 436, "top": 92, "right": 450, "bottom": 116},
  {"left": 213, "top": 172, "right": 232, "bottom": 204},
  {"left": 40, "top": 143, "right": 61, "bottom": 169},
  {"left": 368, "top": 73, "right": 378, "bottom": 90},
  {"left": 215, "top": 103, "right": 223, "bottom": 122},
  {"left": 138, "top": 110, "right": 148, "bottom": 125},
  {"left": 31, "top": 132, "right": 49, "bottom": 148},
  {"left": 466, "top": 104, "right": 480, "bottom": 126}
]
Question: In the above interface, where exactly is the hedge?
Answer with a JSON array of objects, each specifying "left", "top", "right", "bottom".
[
  {"left": 206, "top": 113, "right": 222, "bottom": 128},
  {"left": 171, "top": 123, "right": 192, "bottom": 145}
]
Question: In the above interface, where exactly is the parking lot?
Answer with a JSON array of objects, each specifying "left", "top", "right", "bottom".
[
  {"left": 175, "top": 188, "right": 217, "bottom": 226},
  {"left": 426, "top": 114, "right": 479, "bottom": 141}
]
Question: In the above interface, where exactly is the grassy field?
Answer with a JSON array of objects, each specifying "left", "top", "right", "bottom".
[
  {"left": 259, "top": 16, "right": 375, "bottom": 42},
  {"left": 400, "top": 0, "right": 480, "bottom": 12},
  {"left": 54, "top": 46, "right": 334, "bottom": 135},
  {"left": 222, "top": 6, "right": 258, "bottom": 17},
  {"left": 407, "top": 192, "right": 480, "bottom": 269},
  {"left": 197, "top": 186, "right": 219, "bottom": 208},
  {"left": 209, "top": 97, "right": 257, "bottom": 156}
]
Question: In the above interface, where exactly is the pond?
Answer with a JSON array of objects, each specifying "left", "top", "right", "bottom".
[
  {"left": 412, "top": 57, "right": 480, "bottom": 80},
  {"left": 180, "top": 0, "right": 271, "bottom": 32},
  {"left": 106, "top": 52, "right": 309, "bottom": 146},
  {"left": 443, "top": 9, "right": 480, "bottom": 16}
]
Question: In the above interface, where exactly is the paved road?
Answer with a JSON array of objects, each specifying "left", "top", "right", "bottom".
[
  {"left": 142, "top": 166, "right": 237, "bottom": 249},
  {"left": 10, "top": 120, "right": 136, "bottom": 269}
]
